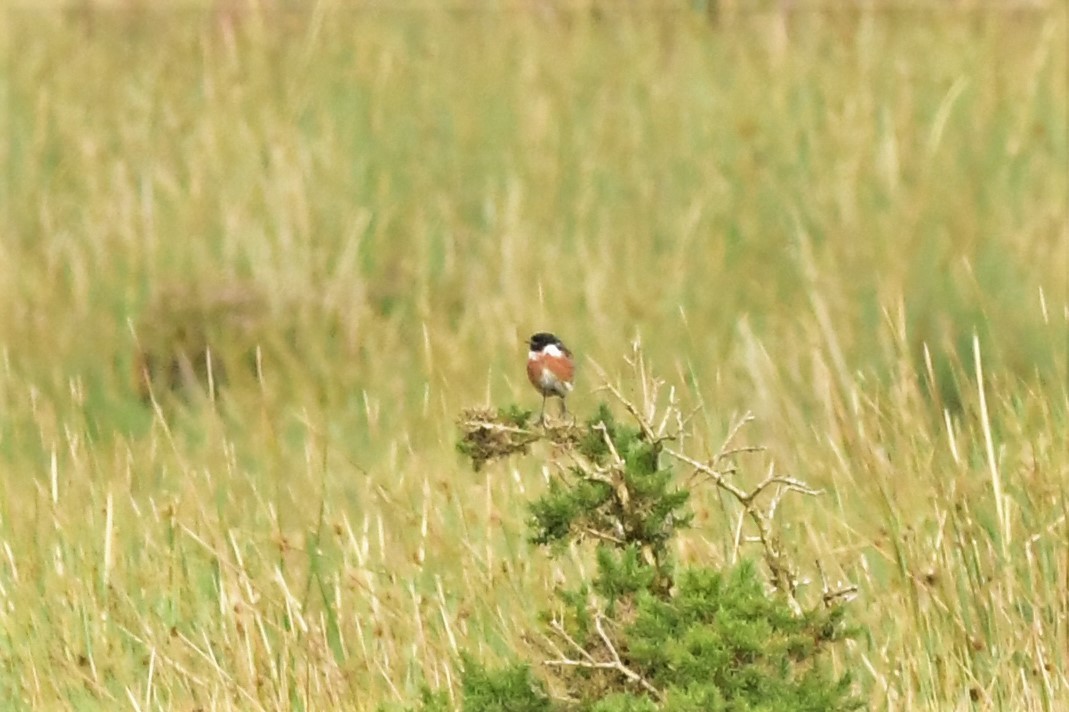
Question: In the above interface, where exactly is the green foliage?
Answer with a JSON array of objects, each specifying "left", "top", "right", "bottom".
[
  {"left": 499, "top": 405, "right": 536, "bottom": 429},
  {"left": 625, "top": 562, "right": 860, "bottom": 711},
  {"left": 405, "top": 658, "right": 553, "bottom": 712},
  {"left": 457, "top": 656, "right": 554, "bottom": 712},
  {"left": 589, "top": 695, "right": 658, "bottom": 712},
  {"left": 593, "top": 545, "right": 659, "bottom": 604},
  {"left": 529, "top": 405, "right": 691, "bottom": 588},
  {"left": 436, "top": 402, "right": 860, "bottom": 711},
  {"left": 456, "top": 405, "right": 540, "bottom": 470},
  {"left": 575, "top": 404, "right": 619, "bottom": 462},
  {"left": 528, "top": 475, "right": 612, "bottom": 548}
]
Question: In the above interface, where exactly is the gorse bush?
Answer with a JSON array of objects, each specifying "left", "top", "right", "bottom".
[
  {"left": 528, "top": 403, "right": 690, "bottom": 595},
  {"left": 409, "top": 359, "right": 861, "bottom": 711},
  {"left": 616, "top": 563, "right": 857, "bottom": 711}
]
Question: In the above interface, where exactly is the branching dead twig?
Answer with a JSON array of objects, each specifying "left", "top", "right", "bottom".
[
  {"left": 582, "top": 527, "right": 626, "bottom": 545},
  {"left": 596, "top": 379, "right": 659, "bottom": 443},
  {"left": 665, "top": 446, "right": 824, "bottom": 614},
  {"left": 668, "top": 447, "right": 751, "bottom": 503},
  {"left": 456, "top": 408, "right": 582, "bottom": 470},
  {"left": 587, "top": 357, "right": 831, "bottom": 614},
  {"left": 593, "top": 421, "right": 625, "bottom": 466},
  {"left": 681, "top": 413, "right": 762, "bottom": 487},
  {"left": 544, "top": 614, "right": 664, "bottom": 702},
  {"left": 715, "top": 413, "right": 757, "bottom": 462},
  {"left": 587, "top": 355, "right": 678, "bottom": 444},
  {"left": 816, "top": 559, "right": 860, "bottom": 607},
  {"left": 592, "top": 421, "right": 633, "bottom": 510}
]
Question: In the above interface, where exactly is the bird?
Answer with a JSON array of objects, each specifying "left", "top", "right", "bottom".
[{"left": 526, "top": 332, "right": 575, "bottom": 424}]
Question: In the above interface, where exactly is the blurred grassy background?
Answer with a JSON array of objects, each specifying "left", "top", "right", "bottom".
[{"left": 1, "top": 1, "right": 1066, "bottom": 709}]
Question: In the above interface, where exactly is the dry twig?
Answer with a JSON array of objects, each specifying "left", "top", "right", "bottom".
[{"left": 544, "top": 614, "right": 664, "bottom": 702}]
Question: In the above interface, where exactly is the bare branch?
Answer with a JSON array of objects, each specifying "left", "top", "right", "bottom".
[
  {"left": 463, "top": 419, "right": 537, "bottom": 436},
  {"left": 582, "top": 527, "right": 626, "bottom": 545},
  {"left": 654, "top": 385, "right": 678, "bottom": 439},
  {"left": 603, "top": 380, "right": 658, "bottom": 443},
  {"left": 594, "top": 613, "right": 663, "bottom": 700},
  {"left": 716, "top": 445, "right": 767, "bottom": 460},
  {"left": 666, "top": 447, "right": 750, "bottom": 503},
  {"left": 713, "top": 413, "right": 756, "bottom": 465},
  {"left": 587, "top": 357, "right": 661, "bottom": 443},
  {"left": 544, "top": 614, "right": 663, "bottom": 702},
  {"left": 816, "top": 560, "right": 860, "bottom": 607},
  {"left": 750, "top": 463, "right": 823, "bottom": 500},
  {"left": 593, "top": 422, "right": 625, "bottom": 466},
  {"left": 548, "top": 618, "right": 598, "bottom": 664},
  {"left": 665, "top": 447, "right": 806, "bottom": 613}
]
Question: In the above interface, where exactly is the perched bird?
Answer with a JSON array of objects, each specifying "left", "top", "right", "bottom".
[{"left": 526, "top": 332, "right": 575, "bottom": 423}]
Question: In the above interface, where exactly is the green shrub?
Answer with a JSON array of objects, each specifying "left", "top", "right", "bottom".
[{"left": 414, "top": 380, "right": 861, "bottom": 711}]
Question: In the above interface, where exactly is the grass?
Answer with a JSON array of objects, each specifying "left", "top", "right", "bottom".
[{"left": 1, "top": 1, "right": 1067, "bottom": 709}]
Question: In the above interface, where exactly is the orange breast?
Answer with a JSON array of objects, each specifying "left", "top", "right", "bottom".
[{"left": 527, "top": 353, "right": 574, "bottom": 396}]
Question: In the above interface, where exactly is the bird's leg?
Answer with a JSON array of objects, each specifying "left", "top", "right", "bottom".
[{"left": 560, "top": 396, "right": 575, "bottom": 424}]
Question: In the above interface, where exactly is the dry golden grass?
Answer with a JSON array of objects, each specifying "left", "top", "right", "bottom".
[{"left": 1, "top": 2, "right": 1066, "bottom": 710}]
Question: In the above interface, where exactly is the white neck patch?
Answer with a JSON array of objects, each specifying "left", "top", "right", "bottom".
[{"left": 543, "top": 343, "right": 564, "bottom": 358}]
